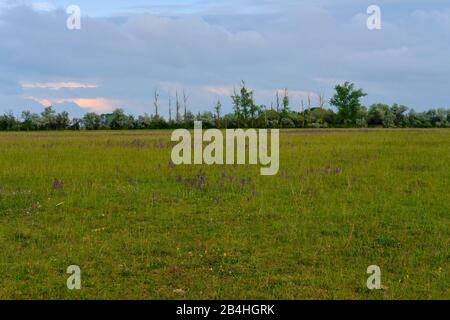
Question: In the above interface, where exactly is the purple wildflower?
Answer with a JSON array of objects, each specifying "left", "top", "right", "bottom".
[
  {"left": 250, "top": 185, "right": 256, "bottom": 197},
  {"left": 196, "top": 175, "right": 206, "bottom": 189},
  {"left": 177, "top": 175, "right": 183, "bottom": 183},
  {"left": 239, "top": 178, "right": 246, "bottom": 190},
  {"left": 334, "top": 166, "right": 342, "bottom": 175},
  {"left": 230, "top": 176, "right": 235, "bottom": 183},
  {"left": 52, "top": 179, "right": 64, "bottom": 190},
  {"left": 168, "top": 160, "right": 175, "bottom": 169}
]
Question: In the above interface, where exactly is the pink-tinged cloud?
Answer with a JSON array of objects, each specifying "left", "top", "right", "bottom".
[
  {"left": 26, "top": 96, "right": 118, "bottom": 113},
  {"left": 21, "top": 82, "right": 98, "bottom": 90},
  {"left": 68, "top": 98, "right": 118, "bottom": 112}
]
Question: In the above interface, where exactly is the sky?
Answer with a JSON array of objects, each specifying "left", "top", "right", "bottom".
[{"left": 0, "top": 0, "right": 449, "bottom": 118}]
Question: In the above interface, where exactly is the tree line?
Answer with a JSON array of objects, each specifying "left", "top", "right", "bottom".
[{"left": 1, "top": 82, "right": 449, "bottom": 131}]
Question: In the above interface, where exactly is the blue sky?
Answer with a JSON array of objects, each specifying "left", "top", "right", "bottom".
[{"left": 1, "top": 0, "right": 449, "bottom": 117}]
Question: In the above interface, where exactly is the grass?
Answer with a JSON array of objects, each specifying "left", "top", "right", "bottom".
[{"left": 0, "top": 129, "right": 449, "bottom": 299}]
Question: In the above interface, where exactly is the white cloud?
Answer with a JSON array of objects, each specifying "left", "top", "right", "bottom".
[
  {"left": 21, "top": 82, "right": 98, "bottom": 90},
  {"left": 31, "top": 2, "right": 56, "bottom": 12},
  {"left": 1, "top": 2, "right": 449, "bottom": 116}
]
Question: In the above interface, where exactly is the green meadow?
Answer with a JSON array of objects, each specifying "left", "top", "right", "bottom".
[{"left": 0, "top": 129, "right": 448, "bottom": 299}]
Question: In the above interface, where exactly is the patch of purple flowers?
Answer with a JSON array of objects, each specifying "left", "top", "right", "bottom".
[{"left": 52, "top": 179, "right": 64, "bottom": 190}]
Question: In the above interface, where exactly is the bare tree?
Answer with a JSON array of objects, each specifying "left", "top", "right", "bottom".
[
  {"left": 275, "top": 91, "right": 280, "bottom": 112},
  {"left": 183, "top": 89, "right": 189, "bottom": 127},
  {"left": 153, "top": 88, "right": 160, "bottom": 117},
  {"left": 318, "top": 92, "right": 326, "bottom": 124},
  {"left": 168, "top": 94, "right": 172, "bottom": 122},
  {"left": 307, "top": 94, "right": 312, "bottom": 125},
  {"left": 214, "top": 99, "right": 222, "bottom": 128},
  {"left": 301, "top": 99, "right": 305, "bottom": 127},
  {"left": 282, "top": 88, "right": 289, "bottom": 111},
  {"left": 264, "top": 105, "right": 268, "bottom": 128},
  {"left": 175, "top": 90, "right": 181, "bottom": 123}
]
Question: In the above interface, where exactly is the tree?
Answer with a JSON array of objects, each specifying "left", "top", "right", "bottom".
[
  {"left": 153, "top": 88, "right": 160, "bottom": 117},
  {"left": 214, "top": 99, "right": 222, "bottom": 128},
  {"left": 275, "top": 91, "right": 280, "bottom": 112},
  {"left": 175, "top": 90, "right": 181, "bottom": 124},
  {"left": 168, "top": 94, "right": 172, "bottom": 122},
  {"left": 318, "top": 92, "right": 326, "bottom": 124},
  {"left": 40, "top": 106, "right": 56, "bottom": 130},
  {"left": 368, "top": 104, "right": 390, "bottom": 126},
  {"left": 183, "top": 89, "right": 189, "bottom": 128},
  {"left": 231, "top": 88, "right": 242, "bottom": 126},
  {"left": 82, "top": 112, "right": 101, "bottom": 130},
  {"left": 109, "top": 109, "right": 132, "bottom": 130},
  {"left": 231, "top": 81, "right": 259, "bottom": 127},
  {"left": 330, "top": 82, "right": 367, "bottom": 125},
  {"left": 0, "top": 112, "right": 19, "bottom": 131},
  {"left": 70, "top": 118, "right": 81, "bottom": 130},
  {"left": 390, "top": 104, "right": 409, "bottom": 127},
  {"left": 196, "top": 112, "right": 215, "bottom": 128},
  {"left": 55, "top": 111, "right": 70, "bottom": 130},
  {"left": 280, "top": 88, "right": 290, "bottom": 120},
  {"left": 21, "top": 111, "right": 40, "bottom": 130}
]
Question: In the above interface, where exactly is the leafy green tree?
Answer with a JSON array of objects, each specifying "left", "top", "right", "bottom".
[
  {"left": 382, "top": 110, "right": 396, "bottom": 128},
  {"left": 196, "top": 112, "right": 215, "bottom": 128},
  {"left": 21, "top": 111, "right": 40, "bottom": 130},
  {"left": 55, "top": 111, "right": 70, "bottom": 130},
  {"left": 390, "top": 104, "right": 409, "bottom": 127},
  {"left": 427, "top": 108, "right": 449, "bottom": 127},
  {"left": 231, "top": 81, "right": 260, "bottom": 127},
  {"left": 368, "top": 104, "right": 389, "bottom": 126},
  {"left": 136, "top": 113, "right": 152, "bottom": 129},
  {"left": 70, "top": 118, "right": 82, "bottom": 130},
  {"left": 40, "top": 106, "right": 56, "bottom": 130},
  {"left": 0, "top": 112, "right": 19, "bottom": 131},
  {"left": 109, "top": 109, "right": 133, "bottom": 130},
  {"left": 330, "top": 82, "right": 367, "bottom": 125},
  {"left": 149, "top": 114, "right": 167, "bottom": 129},
  {"left": 82, "top": 112, "right": 102, "bottom": 130}
]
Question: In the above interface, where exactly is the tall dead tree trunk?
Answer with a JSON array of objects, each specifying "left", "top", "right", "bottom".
[
  {"left": 168, "top": 94, "right": 172, "bottom": 122},
  {"left": 175, "top": 90, "right": 180, "bottom": 123},
  {"left": 183, "top": 89, "right": 188, "bottom": 128},
  {"left": 153, "top": 88, "right": 160, "bottom": 117}
]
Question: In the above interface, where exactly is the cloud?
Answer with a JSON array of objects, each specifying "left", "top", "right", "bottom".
[
  {"left": 0, "top": 2, "right": 449, "bottom": 116},
  {"left": 64, "top": 98, "right": 118, "bottom": 112},
  {"left": 411, "top": 9, "right": 450, "bottom": 30},
  {"left": 21, "top": 82, "right": 98, "bottom": 90},
  {"left": 31, "top": 2, "right": 56, "bottom": 12},
  {"left": 204, "top": 86, "right": 234, "bottom": 96},
  {"left": 25, "top": 95, "right": 118, "bottom": 113}
]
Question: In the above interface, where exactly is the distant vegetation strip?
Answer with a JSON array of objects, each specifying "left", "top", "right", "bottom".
[{"left": 1, "top": 82, "right": 449, "bottom": 130}]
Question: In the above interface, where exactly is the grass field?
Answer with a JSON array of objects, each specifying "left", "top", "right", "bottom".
[{"left": 0, "top": 129, "right": 449, "bottom": 299}]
